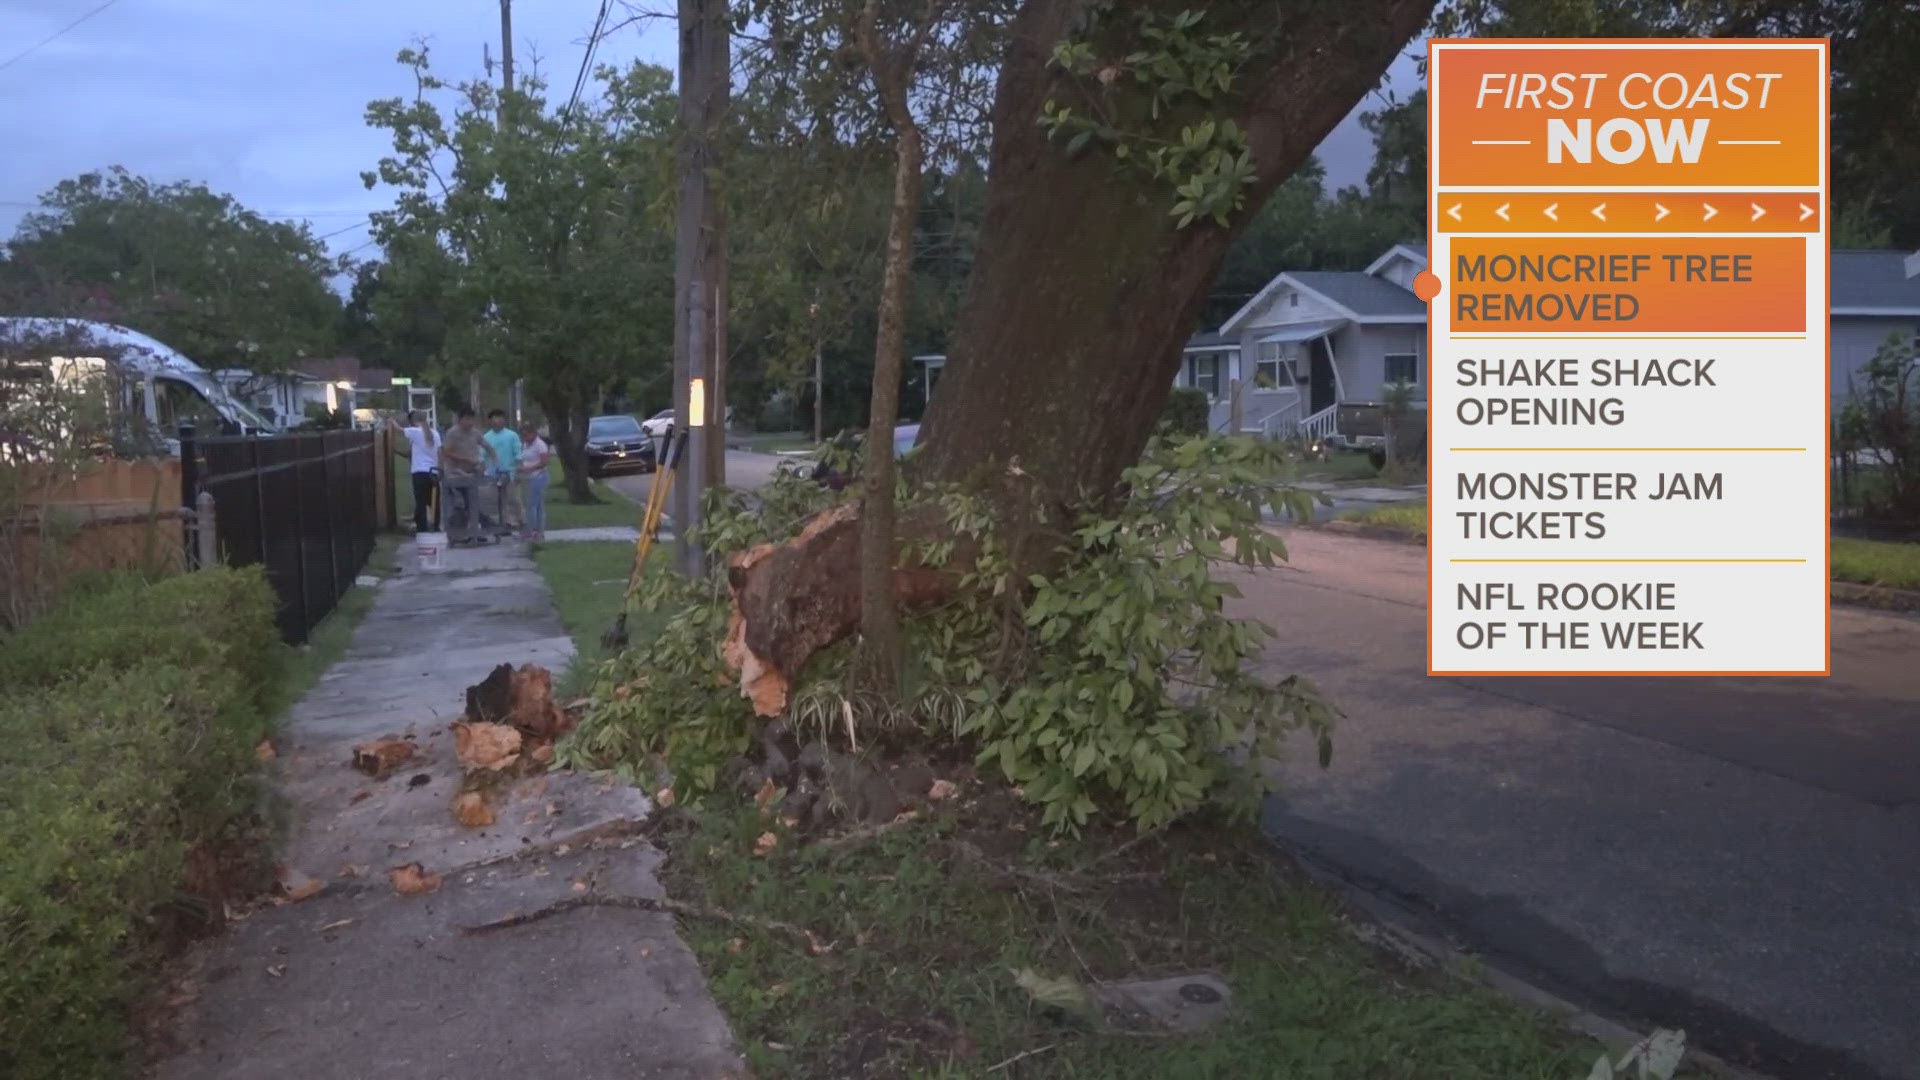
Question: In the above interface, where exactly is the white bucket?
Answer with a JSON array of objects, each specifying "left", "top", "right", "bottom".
[{"left": 416, "top": 532, "right": 447, "bottom": 571}]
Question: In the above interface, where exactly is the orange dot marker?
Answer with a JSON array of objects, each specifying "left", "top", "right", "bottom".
[{"left": 1412, "top": 270, "right": 1442, "bottom": 303}]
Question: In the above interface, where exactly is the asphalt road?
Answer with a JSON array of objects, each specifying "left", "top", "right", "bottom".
[
  {"left": 1233, "top": 530, "right": 1920, "bottom": 1080},
  {"left": 601, "top": 447, "right": 790, "bottom": 510}
]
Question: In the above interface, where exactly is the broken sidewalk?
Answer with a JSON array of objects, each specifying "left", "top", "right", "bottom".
[{"left": 155, "top": 540, "right": 744, "bottom": 1080}]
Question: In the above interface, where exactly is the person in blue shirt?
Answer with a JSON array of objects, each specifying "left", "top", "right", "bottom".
[{"left": 481, "top": 410, "right": 524, "bottom": 533}]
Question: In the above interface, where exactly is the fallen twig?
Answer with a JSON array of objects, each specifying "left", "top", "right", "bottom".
[
  {"left": 986, "top": 1043, "right": 1056, "bottom": 1073},
  {"left": 815, "top": 814, "right": 917, "bottom": 852},
  {"left": 953, "top": 840, "right": 1084, "bottom": 894},
  {"left": 1076, "top": 830, "right": 1161, "bottom": 872},
  {"left": 460, "top": 893, "right": 832, "bottom": 955}
]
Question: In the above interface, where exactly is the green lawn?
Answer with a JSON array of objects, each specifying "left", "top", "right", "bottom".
[
  {"left": 271, "top": 536, "right": 399, "bottom": 717},
  {"left": 1339, "top": 502, "right": 1431, "bottom": 536},
  {"left": 654, "top": 798, "right": 1619, "bottom": 1080},
  {"left": 1295, "top": 452, "right": 1382, "bottom": 483},
  {"left": 530, "top": 539, "right": 668, "bottom": 697},
  {"left": 392, "top": 454, "right": 639, "bottom": 533},
  {"left": 536, "top": 507, "right": 1675, "bottom": 1080},
  {"left": 1832, "top": 536, "right": 1920, "bottom": 590}
]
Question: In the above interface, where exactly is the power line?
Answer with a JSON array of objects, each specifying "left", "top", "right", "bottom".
[
  {"left": 0, "top": 197, "right": 374, "bottom": 222},
  {"left": 0, "top": 0, "right": 127, "bottom": 74},
  {"left": 314, "top": 220, "right": 369, "bottom": 240},
  {"left": 562, "top": 0, "right": 614, "bottom": 122}
]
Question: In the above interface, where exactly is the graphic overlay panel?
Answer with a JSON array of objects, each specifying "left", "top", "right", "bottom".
[{"left": 1426, "top": 40, "right": 1830, "bottom": 676}]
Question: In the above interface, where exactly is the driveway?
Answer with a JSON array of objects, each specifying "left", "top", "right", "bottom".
[{"left": 1231, "top": 529, "right": 1920, "bottom": 1080}]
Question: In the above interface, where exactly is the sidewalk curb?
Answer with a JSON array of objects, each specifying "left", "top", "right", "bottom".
[
  {"left": 1275, "top": 842, "right": 1776, "bottom": 1080},
  {"left": 1312, "top": 520, "right": 1428, "bottom": 545},
  {"left": 1829, "top": 580, "right": 1920, "bottom": 613},
  {"left": 1305, "top": 523, "right": 1920, "bottom": 613}
]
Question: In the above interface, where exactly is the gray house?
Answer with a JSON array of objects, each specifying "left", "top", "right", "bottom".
[
  {"left": 1830, "top": 249, "right": 1920, "bottom": 405},
  {"left": 1178, "top": 242, "right": 1428, "bottom": 438},
  {"left": 1177, "top": 242, "right": 1920, "bottom": 440}
]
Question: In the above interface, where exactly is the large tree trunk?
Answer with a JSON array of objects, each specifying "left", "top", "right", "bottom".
[
  {"left": 541, "top": 391, "right": 597, "bottom": 503},
  {"left": 724, "top": 0, "right": 1434, "bottom": 713},
  {"left": 918, "top": 0, "right": 1435, "bottom": 506}
]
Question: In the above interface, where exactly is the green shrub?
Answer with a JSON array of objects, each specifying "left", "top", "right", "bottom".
[
  {"left": 1160, "top": 387, "right": 1210, "bottom": 437},
  {"left": 0, "top": 663, "right": 268, "bottom": 1079},
  {"left": 570, "top": 434, "right": 1338, "bottom": 832},
  {"left": 0, "top": 566, "right": 279, "bottom": 1079},
  {"left": 0, "top": 565, "right": 281, "bottom": 718}
]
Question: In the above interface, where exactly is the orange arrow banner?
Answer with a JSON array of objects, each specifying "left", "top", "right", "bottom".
[{"left": 1434, "top": 192, "right": 1819, "bottom": 233}]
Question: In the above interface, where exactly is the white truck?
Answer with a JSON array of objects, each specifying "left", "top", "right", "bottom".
[{"left": 0, "top": 317, "right": 277, "bottom": 455}]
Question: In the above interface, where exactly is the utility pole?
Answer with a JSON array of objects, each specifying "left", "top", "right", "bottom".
[
  {"left": 498, "top": 0, "right": 514, "bottom": 95},
  {"left": 706, "top": 0, "right": 730, "bottom": 490},
  {"left": 673, "top": 0, "right": 729, "bottom": 574}
]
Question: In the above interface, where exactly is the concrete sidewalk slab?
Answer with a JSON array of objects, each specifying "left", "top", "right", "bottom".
[
  {"left": 542, "top": 525, "right": 642, "bottom": 543},
  {"left": 156, "top": 537, "right": 743, "bottom": 1080}
]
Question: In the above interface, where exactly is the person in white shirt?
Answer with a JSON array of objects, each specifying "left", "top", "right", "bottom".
[
  {"left": 515, "top": 421, "right": 552, "bottom": 541},
  {"left": 390, "top": 412, "right": 441, "bottom": 532}
]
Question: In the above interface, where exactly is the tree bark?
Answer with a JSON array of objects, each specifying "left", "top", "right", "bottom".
[
  {"left": 917, "top": 0, "right": 1436, "bottom": 507},
  {"left": 850, "top": 0, "right": 934, "bottom": 698},
  {"left": 540, "top": 390, "right": 598, "bottom": 503}
]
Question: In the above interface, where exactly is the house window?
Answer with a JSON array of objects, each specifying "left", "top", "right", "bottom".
[
  {"left": 1255, "top": 340, "right": 1299, "bottom": 390},
  {"left": 1383, "top": 353, "right": 1419, "bottom": 387},
  {"left": 1288, "top": 292, "right": 1299, "bottom": 308},
  {"left": 1189, "top": 354, "right": 1221, "bottom": 398}
]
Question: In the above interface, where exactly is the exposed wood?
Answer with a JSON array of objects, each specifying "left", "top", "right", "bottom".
[{"left": 722, "top": 502, "right": 954, "bottom": 716}]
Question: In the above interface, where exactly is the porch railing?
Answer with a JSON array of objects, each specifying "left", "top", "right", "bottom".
[
  {"left": 1255, "top": 399, "right": 1302, "bottom": 440},
  {"left": 1298, "top": 403, "right": 1340, "bottom": 442}
]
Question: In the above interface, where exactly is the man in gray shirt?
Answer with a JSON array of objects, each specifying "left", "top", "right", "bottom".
[{"left": 440, "top": 409, "right": 496, "bottom": 545}]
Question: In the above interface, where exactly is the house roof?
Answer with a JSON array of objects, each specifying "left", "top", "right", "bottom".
[
  {"left": 1253, "top": 318, "right": 1348, "bottom": 344},
  {"left": 1286, "top": 271, "right": 1428, "bottom": 320},
  {"left": 1832, "top": 250, "right": 1920, "bottom": 314},
  {"left": 301, "top": 357, "right": 363, "bottom": 384},
  {"left": 1363, "top": 242, "right": 1429, "bottom": 276},
  {"left": 1185, "top": 331, "right": 1236, "bottom": 350},
  {"left": 1220, "top": 244, "right": 1431, "bottom": 335}
]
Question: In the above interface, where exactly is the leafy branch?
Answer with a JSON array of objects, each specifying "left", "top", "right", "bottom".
[{"left": 1038, "top": 8, "right": 1257, "bottom": 228}]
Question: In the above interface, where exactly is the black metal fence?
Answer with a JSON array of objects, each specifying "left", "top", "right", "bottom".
[{"left": 183, "top": 426, "right": 379, "bottom": 643}]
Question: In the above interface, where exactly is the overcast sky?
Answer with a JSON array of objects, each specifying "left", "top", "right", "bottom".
[{"left": 0, "top": 0, "right": 1420, "bottom": 277}]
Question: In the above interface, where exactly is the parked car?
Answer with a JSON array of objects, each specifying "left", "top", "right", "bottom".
[
  {"left": 1324, "top": 402, "right": 1428, "bottom": 470},
  {"left": 638, "top": 406, "right": 736, "bottom": 441},
  {"left": 640, "top": 408, "right": 675, "bottom": 440},
  {"left": 583, "top": 414, "right": 656, "bottom": 477}
]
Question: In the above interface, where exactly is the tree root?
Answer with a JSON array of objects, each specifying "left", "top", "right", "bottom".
[{"left": 461, "top": 893, "right": 832, "bottom": 955}]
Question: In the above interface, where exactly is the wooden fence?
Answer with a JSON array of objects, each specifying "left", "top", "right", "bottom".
[{"left": 1, "top": 457, "right": 187, "bottom": 628}]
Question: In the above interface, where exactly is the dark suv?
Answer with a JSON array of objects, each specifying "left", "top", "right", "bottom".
[{"left": 583, "top": 414, "right": 656, "bottom": 477}]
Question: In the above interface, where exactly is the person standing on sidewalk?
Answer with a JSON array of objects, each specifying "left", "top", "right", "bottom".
[
  {"left": 482, "top": 409, "right": 523, "bottom": 535},
  {"left": 515, "top": 420, "right": 551, "bottom": 542},
  {"left": 390, "top": 412, "right": 440, "bottom": 532},
  {"left": 441, "top": 410, "right": 494, "bottom": 545}
]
